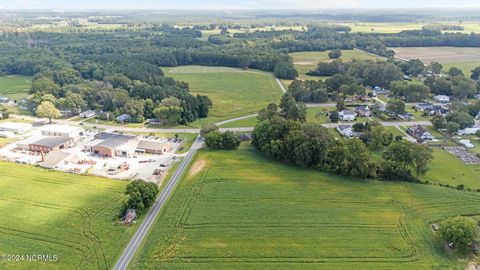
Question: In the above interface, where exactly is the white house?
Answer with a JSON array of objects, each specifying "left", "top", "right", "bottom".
[
  {"left": 40, "top": 124, "right": 84, "bottom": 141},
  {"left": 79, "top": 110, "right": 96, "bottom": 118},
  {"left": 0, "top": 122, "right": 32, "bottom": 134},
  {"left": 433, "top": 95, "right": 450, "bottom": 103},
  {"left": 339, "top": 110, "right": 356, "bottom": 121},
  {"left": 458, "top": 127, "right": 480, "bottom": 136},
  {"left": 459, "top": 139, "right": 474, "bottom": 148},
  {"left": 336, "top": 125, "right": 354, "bottom": 137}
]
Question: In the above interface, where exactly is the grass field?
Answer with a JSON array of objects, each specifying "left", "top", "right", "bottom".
[
  {"left": 132, "top": 144, "right": 480, "bottom": 269},
  {"left": 290, "top": 50, "right": 382, "bottom": 80},
  {"left": 0, "top": 75, "right": 32, "bottom": 100},
  {"left": 217, "top": 115, "right": 259, "bottom": 128},
  {"left": 443, "top": 62, "right": 480, "bottom": 78},
  {"left": 422, "top": 148, "right": 480, "bottom": 189},
  {"left": 0, "top": 162, "right": 138, "bottom": 270},
  {"left": 340, "top": 21, "right": 480, "bottom": 34},
  {"left": 163, "top": 66, "right": 283, "bottom": 122}
]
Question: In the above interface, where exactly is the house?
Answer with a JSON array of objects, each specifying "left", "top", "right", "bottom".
[
  {"left": 398, "top": 112, "right": 414, "bottom": 121},
  {"left": 146, "top": 119, "right": 163, "bottom": 126},
  {"left": 116, "top": 114, "right": 130, "bottom": 124},
  {"left": 40, "top": 124, "right": 84, "bottom": 141},
  {"left": 0, "top": 96, "right": 8, "bottom": 103},
  {"left": 458, "top": 127, "right": 480, "bottom": 136},
  {"left": 354, "top": 106, "right": 371, "bottom": 117},
  {"left": 433, "top": 95, "right": 450, "bottom": 103},
  {"left": 29, "top": 137, "right": 74, "bottom": 153},
  {"left": 372, "top": 86, "right": 390, "bottom": 96},
  {"left": 336, "top": 125, "right": 354, "bottom": 137},
  {"left": 475, "top": 94, "right": 480, "bottom": 99},
  {"left": 122, "top": 209, "right": 137, "bottom": 224},
  {"left": 136, "top": 140, "right": 172, "bottom": 155},
  {"left": 415, "top": 103, "right": 434, "bottom": 111},
  {"left": 459, "top": 139, "right": 474, "bottom": 148},
  {"left": 339, "top": 110, "right": 356, "bottom": 121},
  {"left": 0, "top": 122, "right": 32, "bottom": 134},
  {"left": 91, "top": 132, "right": 138, "bottom": 157},
  {"left": 359, "top": 96, "right": 372, "bottom": 102},
  {"left": 407, "top": 125, "right": 435, "bottom": 143},
  {"left": 476, "top": 112, "right": 480, "bottom": 120},
  {"left": 79, "top": 110, "right": 96, "bottom": 118}
]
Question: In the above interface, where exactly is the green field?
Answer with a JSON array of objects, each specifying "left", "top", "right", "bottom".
[
  {"left": 443, "top": 61, "right": 480, "bottom": 78},
  {"left": 132, "top": 144, "right": 480, "bottom": 269},
  {"left": 340, "top": 21, "right": 480, "bottom": 34},
  {"left": 0, "top": 75, "right": 32, "bottom": 100},
  {"left": 290, "top": 50, "right": 382, "bottom": 80},
  {"left": 422, "top": 148, "right": 480, "bottom": 189},
  {"left": 217, "top": 115, "right": 259, "bottom": 128},
  {"left": 163, "top": 66, "right": 283, "bottom": 122},
  {"left": 0, "top": 162, "right": 138, "bottom": 270}
]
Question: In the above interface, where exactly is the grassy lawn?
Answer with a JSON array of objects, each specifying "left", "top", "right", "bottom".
[
  {"left": 422, "top": 148, "right": 480, "bottom": 189},
  {"left": 0, "top": 162, "right": 139, "bottom": 270},
  {"left": 218, "top": 115, "right": 259, "bottom": 128},
  {"left": 306, "top": 106, "right": 334, "bottom": 124},
  {"left": 163, "top": 66, "right": 283, "bottom": 122},
  {"left": 83, "top": 117, "right": 146, "bottom": 128},
  {"left": 132, "top": 143, "right": 480, "bottom": 269},
  {"left": 385, "top": 126, "right": 406, "bottom": 138},
  {"left": 0, "top": 75, "right": 32, "bottom": 100},
  {"left": 290, "top": 49, "right": 382, "bottom": 80}
]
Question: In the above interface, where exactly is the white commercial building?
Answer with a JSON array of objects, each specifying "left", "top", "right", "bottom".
[
  {"left": 0, "top": 122, "right": 32, "bottom": 134},
  {"left": 40, "top": 124, "right": 84, "bottom": 141}
]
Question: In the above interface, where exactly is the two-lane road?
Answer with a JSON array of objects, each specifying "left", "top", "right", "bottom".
[{"left": 113, "top": 135, "right": 203, "bottom": 270}]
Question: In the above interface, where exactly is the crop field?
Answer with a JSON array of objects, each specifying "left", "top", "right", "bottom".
[
  {"left": 340, "top": 21, "right": 480, "bottom": 34},
  {"left": 0, "top": 162, "right": 137, "bottom": 270},
  {"left": 163, "top": 66, "right": 283, "bottom": 122},
  {"left": 390, "top": 47, "right": 480, "bottom": 63},
  {"left": 132, "top": 144, "right": 480, "bottom": 269},
  {"left": 0, "top": 75, "right": 32, "bottom": 100},
  {"left": 290, "top": 50, "right": 382, "bottom": 80},
  {"left": 422, "top": 148, "right": 480, "bottom": 189}
]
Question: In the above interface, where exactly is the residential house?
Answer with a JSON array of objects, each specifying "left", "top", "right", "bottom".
[
  {"left": 458, "top": 127, "right": 480, "bottom": 136},
  {"left": 407, "top": 126, "right": 435, "bottom": 143},
  {"left": 79, "top": 110, "right": 96, "bottom": 118},
  {"left": 459, "top": 139, "right": 474, "bottom": 148},
  {"left": 339, "top": 110, "right": 356, "bottom": 121},
  {"left": 116, "top": 114, "right": 130, "bottom": 124},
  {"left": 475, "top": 94, "right": 480, "bottom": 99},
  {"left": 336, "top": 125, "right": 354, "bottom": 137},
  {"left": 0, "top": 96, "right": 8, "bottom": 103},
  {"left": 372, "top": 86, "right": 390, "bottom": 96},
  {"left": 433, "top": 95, "right": 450, "bottom": 103},
  {"left": 354, "top": 106, "right": 371, "bottom": 117},
  {"left": 398, "top": 112, "right": 414, "bottom": 121}
]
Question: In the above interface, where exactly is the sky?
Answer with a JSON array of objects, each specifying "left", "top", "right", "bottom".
[{"left": 0, "top": 0, "right": 480, "bottom": 10}]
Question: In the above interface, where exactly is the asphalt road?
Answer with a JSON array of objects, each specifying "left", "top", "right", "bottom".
[{"left": 113, "top": 135, "right": 203, "bottom": 270}]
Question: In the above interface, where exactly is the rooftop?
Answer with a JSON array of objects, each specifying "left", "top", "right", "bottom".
[
  {"left": 94, "top": 132, "right": 136, "bottom": 149},
  {"left": 0, "top": 122, "right": 32, "bottom": 129},
  {"left": 137, "top": 140, "right": 166, "bottom": 151},
  {"left": 40, "top": 124, "right": 83, "bottom": 134},
  {"left": 31, "top": 137, "right": 72, "bottom": 148}
]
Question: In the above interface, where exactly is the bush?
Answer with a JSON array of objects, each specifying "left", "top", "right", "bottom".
[
  {"left": 328, "top": 49, "right": 342, "bottom": 59},
  {"left": 439, "top": 216, "right": 477, "bottom": 251}
]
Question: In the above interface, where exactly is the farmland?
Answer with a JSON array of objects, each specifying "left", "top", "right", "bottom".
[
  {"left": 340, "top": 21, "right": 480, "bottom": 34},
  {"left": 289, "top": 50, "right": 382, "bottom": 80},
  {"left": 0, "top": 162, "right": 137, "bottom": 270},
  {"left": 0, "top": 75, "right": 32, "bottom": 100},
  {"left": 163, "top": 66, "right": 283, "bottom": 122},
  {"left": 422, "top": 148, "right": 480, "bottom": 189},
  {"left": 132, "top": 144, "right": 480, "bottom": 269}
]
